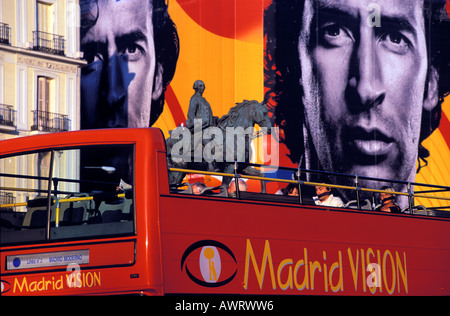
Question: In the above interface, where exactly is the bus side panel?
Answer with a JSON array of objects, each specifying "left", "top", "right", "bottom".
[
  {"left": 159, "top": 195, "right": 450, "bottom": 296},
  {"left": 129, "top": 134, "right": 168, "bottom": 295},
  {"left": 0, "top": 240, "right": 137, "bottom": 295},
  {"left": 0, "top": 128, "right": 168, "bottom": 296}
]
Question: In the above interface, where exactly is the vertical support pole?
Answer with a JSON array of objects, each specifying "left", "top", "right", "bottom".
[
  {"left": 297, "top": 168, "right": 303, "bottom": 205},
  {"left": 45, "top": 150, "right": 55, "bottom": 241},
  {"left": 234, "top": 160, "right": 240, "bottom": 199},
  {"left": 355, "top": 176, "right": 361, "bottom": 210},
  {"left": 407, "top": 182, "right": 413, "bottom": 215},
  {"left": 53, "top": 178, "right": 60, "bottom": 227}
]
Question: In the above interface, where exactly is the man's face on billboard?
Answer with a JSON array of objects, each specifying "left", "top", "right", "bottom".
[
  {"left": 81, "top": 0, "right": 161, "bottom": 128},
  {"left": 299, "top": 0, "right": 434, "bottom": 183}
]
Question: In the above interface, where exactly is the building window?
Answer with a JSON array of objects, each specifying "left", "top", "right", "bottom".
[
  {"left": 0, "top": 104, "right": 17, "bottom": 131},
  {"left": 31, "top": 76, "right": 70, "bottom": 132},
  {"left": 37, "top": 1, "right": 54, "bottom": 34},
  {"left": 0, "top": 22, "right": 11, "bottom": 45},
  {"left": 38, "top": 76, "right": 52, "bottom": 113},
  {"left": 33, "top": 1, "right": 65, "bottom": 55}
]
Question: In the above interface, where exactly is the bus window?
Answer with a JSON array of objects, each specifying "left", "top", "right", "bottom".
[{"left": 0, "top": 144, "right": 135, "bottom": 246}]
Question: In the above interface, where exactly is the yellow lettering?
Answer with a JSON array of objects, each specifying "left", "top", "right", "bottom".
[
  {"left": 309, "top": 260, "right": 322, "bottom": 290},
  {"left": 13, "top": 277, "right": 29, "bottom": 293},
  {"left": 56, "top": 276, "right": 64, "bottom": 290},
  {"left": 277, "top": 259, "right": 293, "bottom": 290},
  {"left": 29, "top": 281, "right": 37, "bottom": 292},
  {"left": 347, "top": 248, "right": 360, "bottom": 291},
  {"left": 94, "top": 272, "right": 101, "bottom": 286},
  {"left": 396, "top": 252, "right": 408, "bottom": 294},
  {"left": 323, "top": 251, "right": 328, "bottom": 292},
  {"left": 76, "top": 272, "right": 82, "bottom": 288},
  {"left": 383, "top": 250, "right": 396, "bottom": 295},
  {"left": 361, "top": 249, "right": 366, "bottom": 292},
  {"left": 37, "top": 278, "right": 46, "bottom": 291},
  {"left": 86, "top": 272, "right": 94, "bottom": 287},
  {"left": 329, "top": 251, "right": 344, "bottom": 292},
  {"left": 366, "top": 248, "right": 378, "bottom": 294},
  {"left": 243, "top": 239, "right": 276, "bottom": 290},
  {"left": 293, "top": 248, "right": 309, "bottom": 290},
  {"left": 377, "top": 249, "right": 383, "bottom": 293}
]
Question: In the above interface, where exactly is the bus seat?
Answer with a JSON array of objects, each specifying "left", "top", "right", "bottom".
[
  {"left": 413, "top": 205, "right": 427, "bottom": 214},
  {"left": 344, "top": 199, "right": 372, "bottom": 210},
  {"left": 177, "top": 182, "right": 193, "bottom": 194},
  {"left": 61, "top": 204, "right": 86, "bottom": 225},
  {"left": 22, "top": 209, "right": 46, "bottom": 228},
  {"left": 200, "top": 185, "right": 228, "bottom": 197},
  {"left": 121, "top": 198, "right": 133, "bottom": 219},
  {"left": 400, "top": 205, "right": 426, "bottom": 215},
  {"left": 98, "top": 201, "right": 124, "bottom": 223},
  {"left": 22, "top": 196, "right": 54, "bottom": 229},
  {"left": 52, "top": 194, "right": 92, "bottom": 226},
  {"left": 410, "top": 205, "right": 427, "bottom": 215},
  {"left": 0, "top": 211, "right": 26, "bottom": 231}
]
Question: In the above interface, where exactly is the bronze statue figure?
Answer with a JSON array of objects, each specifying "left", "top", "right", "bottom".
[{"left": 166, "top": 83, "right": 271, "bottom": 191}]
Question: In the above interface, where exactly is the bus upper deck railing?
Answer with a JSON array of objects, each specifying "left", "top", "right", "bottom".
[
  {"left": 2, "top": 164, "right": 450, "bottom": 218},
  {"left": 168, "top": 161, "right": 450, "bottom": 217}
]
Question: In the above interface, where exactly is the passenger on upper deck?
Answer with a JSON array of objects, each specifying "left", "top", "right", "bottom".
[
  {"left": 374, "top": 186, "right": 401, "bottom": 214},
  {"left": 192, "top": 182, "right": 207, "bottom": 195},
  {"left": 313, "top": 185, "right": 344, "bottom": 207},
  {"left": 228, "top": 179, "right": 247, "bottom": 195},
  {"left": 283, "top": 183, "right": 299, "bottom": 196}
]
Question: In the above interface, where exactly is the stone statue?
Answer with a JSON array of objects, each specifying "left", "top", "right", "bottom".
[
  {"left": 185, "top": 80, "right": 217, "bottom": 130},
  {"left": 166, "top": 81, "right": 272, "bottom": 191}
]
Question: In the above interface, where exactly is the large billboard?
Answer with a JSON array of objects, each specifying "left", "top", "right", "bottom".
[{"left": 79, "top": 0, "right": 450, "bottom": 208}]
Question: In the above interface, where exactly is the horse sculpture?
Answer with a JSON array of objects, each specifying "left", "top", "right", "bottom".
[{"left": 166, "top": 99, "right": 271, "bottom": 191}]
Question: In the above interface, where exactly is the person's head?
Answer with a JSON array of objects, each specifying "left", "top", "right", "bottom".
[
  {"left": 228, "top": 179, "right": 247, "bottom": 194},
  {"left": 193, "top": 80, "right": 205, "bottom": 95},
  {"left": 379, "top": 186, "right": 396, "bottom": 204},
  {"left": 192, "top": 182, "right": 207, "bottom": 195},
  {"left": 315, "top": 185, "right": 332, "bottom": 202},
  {"left": 80, "top": 0, "right": 179, "bottom": 129},
  {"left": 265, "top": 0, "right": 450, "bottom": 191},
  {"left": 284, "top": 183, "right": 299, "bottom": 196}
]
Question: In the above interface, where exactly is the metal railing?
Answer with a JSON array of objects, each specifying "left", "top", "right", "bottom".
[
  {"left": 0, "top": 104, "right": 16, "bottom": 129},
  {"left": 31, "top": 110, "right": 71, "bottom": 132},
  {"left": 0, "top": 22, "right": 11, "bottom": 45},
  {"left": 168, "top": 161, "right": 450, "bottom": 217},
  {"left": 32, "top": 30, "right": 65, "bottom": 56},
  {"left": 0, "top": 192, "right": 15, "bottom": 211}
]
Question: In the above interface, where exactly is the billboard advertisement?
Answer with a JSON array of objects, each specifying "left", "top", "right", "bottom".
[{"left": 79, "top": 0, "right": 450, "bottom": 208}]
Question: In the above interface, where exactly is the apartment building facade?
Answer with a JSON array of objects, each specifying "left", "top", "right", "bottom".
[
  {"left": 0, "top": 0, "right": 85, "bottom": 140},
  {"left": 0, "top": 0, "right": 85, "bottom": 207}
]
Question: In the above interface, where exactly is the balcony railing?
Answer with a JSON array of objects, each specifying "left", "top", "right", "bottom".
[
  {"left": 31, "top": 110, "right": 71, "bottom": 132},
  {"left": 0, "top": 104, "right": 16, "bottom": 131},
  {"left": 0, "top": 192, "right": 15, "bottom": 211},
  {"left": 32, "top": 30, "right": 65, "bottom": 56},
  {"left": 0, "top": 22, "right": 11, "bottom": 45}
]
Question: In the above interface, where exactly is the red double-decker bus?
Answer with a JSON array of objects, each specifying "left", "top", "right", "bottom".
[{"left": 1, "top": 128, "right": 449, "bottom": 295}]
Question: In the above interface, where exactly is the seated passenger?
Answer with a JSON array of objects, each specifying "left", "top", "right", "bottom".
[
  {"left": 374, "top": 186, "right": 401, "bottom": 213},
  {"left": 192, "top": 182, "right": 207, "bottom": 195},
  {"left": 313, "top": 185, "right": 344, "bottom": 207},
  {"left": 228, "top": 179, "right": 247, "bottom": 195},
  {"left": 283, "top": 183, "right": 299, "bottom": 196}
]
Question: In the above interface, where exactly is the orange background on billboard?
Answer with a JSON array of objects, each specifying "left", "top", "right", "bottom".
[{"left": 154, "top": 0, "right": 450, "bottom": 208}]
